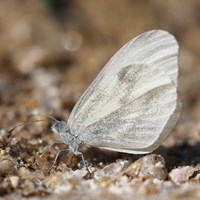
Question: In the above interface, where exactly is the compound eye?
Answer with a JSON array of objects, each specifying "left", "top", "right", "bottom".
[{"left": 51, "top": 123, "right": 59, "bottom": 133}]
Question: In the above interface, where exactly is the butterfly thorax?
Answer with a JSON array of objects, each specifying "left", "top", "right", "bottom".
[{"left": 51, "top": 120, "right": 82, "bottom": 153}]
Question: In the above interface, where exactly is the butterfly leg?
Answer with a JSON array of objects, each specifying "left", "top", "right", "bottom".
[
  {"left": 75, "top": 151, "right": 90, "bottom": 168},
  {"left": 48, "top": 148, "right": 70, "bottom": 173}
]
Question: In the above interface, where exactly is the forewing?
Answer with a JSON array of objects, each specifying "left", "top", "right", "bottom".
[{"left": 68, "top": 30, "right": 180, "bottom": 153}]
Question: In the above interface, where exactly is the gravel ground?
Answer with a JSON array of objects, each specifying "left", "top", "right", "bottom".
[{"left": 0, "top": 1, "right": 200, "bottom": 199}]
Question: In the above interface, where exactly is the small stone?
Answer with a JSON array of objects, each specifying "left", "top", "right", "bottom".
[
  {"left": 87, "top": 166, "right": 96, "bottom": 174},
  {"left": 125, "top": 154, "right": 167, "bottom": 180},
  {"left": 9, "top": 176, "right": 19, "bottom": 188},
  {"left": 18, "top": 167, "right": 31, "bottom": 178},
  {"left": 94, "top": 160, "right": 129, "bottom": 181},
  {"left": 21, "top": 179, "right": 35, "bottom": 196},
  {"left": 169, "top": 166, "right": 195, "bottom": 185},
  {"left": 72, "top": 168, "right": 88, "bottom": 177},
  {"left": 0, "top": 159, "right": 13, "bottom": 173}
]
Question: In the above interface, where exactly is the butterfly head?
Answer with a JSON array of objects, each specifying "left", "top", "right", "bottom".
[{"left": 51, "top": 120, "right": 70, "bottom": 134}]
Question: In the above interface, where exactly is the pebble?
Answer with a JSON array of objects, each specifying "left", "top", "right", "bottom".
[
  {"left": 9, "top": 176, "right": 20, "bottom": 188},
  {"left": 0, "top": 159, "right": 14, "bottom": 173},
  {"left": 18, "top": 167, "right": 31, "bottom": 178},
  {"left": 125, "top": 154, "right": 167, "bottom": 180},
  {"left": 169, "top": 166, "right": 195, "bottom": 185},
  {"left": 94, "top": 160, "right": 129, "bottom": 181},
  {"left": 21, "top": 179, "right": 35, "bottom": 196}
]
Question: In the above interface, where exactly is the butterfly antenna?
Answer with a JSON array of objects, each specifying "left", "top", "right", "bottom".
[{"left": 7, "top": 119, "right": 48, "bottom": 139}]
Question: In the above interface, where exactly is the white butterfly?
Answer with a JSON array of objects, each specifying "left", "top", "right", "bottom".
[{"left": 52, "top": 29, "right": 181, "bottom": 159}]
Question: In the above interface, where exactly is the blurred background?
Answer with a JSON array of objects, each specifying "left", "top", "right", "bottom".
[{"left": 0, "top": 0, "right": 200, "bottom": 147}]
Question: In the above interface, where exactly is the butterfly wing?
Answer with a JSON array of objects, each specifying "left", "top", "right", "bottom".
[{"left": 68, "top": 30, "right": 181, "bottom": 153}]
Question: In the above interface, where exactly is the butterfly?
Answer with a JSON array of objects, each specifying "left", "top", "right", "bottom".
[{"left": 52, "top": 30, "right": 181, "bottom": 163}]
